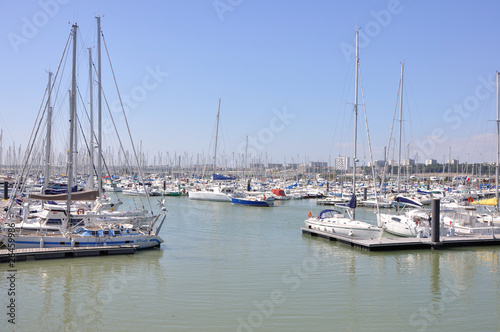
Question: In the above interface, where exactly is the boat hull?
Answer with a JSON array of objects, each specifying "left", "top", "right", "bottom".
[
  {"left": 378, "top": 213, "right": 429, "bottom": 237},
  {"left": 188, "top": 191, "right": 232, "bottom": 202},
  {"left": 232, "top": 197, "right": 272, "bottom": 207},
  {"left": 305, "top": 217, "right": 383, "bottom": 239},
  {"left": 1, "top": 233, "right": 163, "bottom": 249}
]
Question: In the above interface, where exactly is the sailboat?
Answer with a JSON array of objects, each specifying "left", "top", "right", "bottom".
[
  {"left": 304, "top": 30, "right": 383, "bottom": 240},
  {"left": 188, "top": 99, "right": 235, "bottom": 202},
  {"left": 0, "top": 20, "right": 165, "bottom": 249},
  {"left": 376, "top": 63, "right": 430, "bottom": 237}
]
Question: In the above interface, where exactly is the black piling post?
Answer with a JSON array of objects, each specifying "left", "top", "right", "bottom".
[
  {"left": 163, "top": 180, "right": 166, "bottom": 191},
  {"left": 3, "top": 182, "right": 8, "bottom": 200},
  {"left": 363, "top": 187, "right": 367, "bottom": 200},
  {"left": 431, "top": 198, "right": 440, "bottom": 244}
]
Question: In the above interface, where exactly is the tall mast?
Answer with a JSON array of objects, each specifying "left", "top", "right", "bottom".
[
  {"left": 74, "top": 78, "right": 78, "bottom": 189},
  {"left": 44, "top": 71, "right": 53, "bottom": 192},
  {"left": 213, "top": 98, "right": 221, "bottom": 176},
  {"left": 352, "top": 30, "right": 359, "bottom": 219},
  {"left": 96, "top": 16, "right": 103, "bottom": 198},
  {"left": 89, "top": 47, "right": 95, "bottom": 189},
  {"left": 397, "top": 63, "right": 404, "bottom": 196},
  {"left": 496, "top": 71, "right": 499, "bottom": 211},
  {"left": 67, "top": 23, "right": 78, "bottom": 226},
  {"left": 244, "top": 135, "right": 248, "bottom": 180}
]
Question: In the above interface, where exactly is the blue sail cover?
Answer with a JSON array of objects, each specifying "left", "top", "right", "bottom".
[
  {"left": 348, "top": 195, "right": 357, "bottom": 209},
  {"left": 395, "top": 196, "right": 423, "bottom": 208},
  {"left": 318, "top": 209, "right": 344, "bottom": 219},
  {"left": 417, "top": 188, "right": 431, "bottom": 194},
  {"left": 213, "top": 173, "right": 235, "bottom": 181},
  {"left": 44, "top": 184, "right": 78, "bottom": 195}
]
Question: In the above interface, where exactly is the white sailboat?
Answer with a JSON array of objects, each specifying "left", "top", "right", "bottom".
[
  {"left": 304, "top": 30, "right": 383, "bottom": 240},
  {"left": 376, "top": 63, "right": 430, "bottom": 237},
  {"left": 188, "top": 99, "right": 234, "bottom": 202},
  {"left": 1, "top": 20, "right": 166, "bottom": 249}
]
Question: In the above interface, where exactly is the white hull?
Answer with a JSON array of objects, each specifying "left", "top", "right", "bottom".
[
  {"left": 305, "top": 216, "right": 383, "bottom": 239},
  {"left": 188, "top": 191, "right": 231, "bottom": 202},
  {"left": 1, "top": 232, "right": 163, "bottom": 249},
  {"left": 378, "top": 213, "right": 429, "bottom": 238},
  {"left": 451, "top": 224, "right": 500, "bottom": 235}
]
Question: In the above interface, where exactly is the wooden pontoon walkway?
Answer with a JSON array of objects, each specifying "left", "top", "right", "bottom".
[
  {"left": 301, "top": 227, "right": 500, "bottom": 251},
  {"left": 0, "top": 245, "right": 139, "bottom": 263}
]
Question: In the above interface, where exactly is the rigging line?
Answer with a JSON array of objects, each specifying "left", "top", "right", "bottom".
[
  {"left": 98, "top": 73, "right": 144, "bottom": 208},
  {"left": 6, "top": 31, "right": 72, "bottom": 213},
  {"left": 89, "top": 59, "right": 137, "bottom": 193},
  {"left": 358, "top": 68, "right": 378, "bottom": 210},
  {"left": 101, "top": 32, "right": 153, "bottom": 213},
  {"left": 76, "top": 86, "right": 121, "bottom": 201},
  {"left": 49, "top": 40, "right": 71, "bottom": 146},
  {"left": 201, "top": 108, "right": 219, "bottom": 180},
  {"left": 405, "top": 71, "right": 426, "bottom": 144},
  {"left": 379, "top": 76, "right": 402, "bottom": 197}
]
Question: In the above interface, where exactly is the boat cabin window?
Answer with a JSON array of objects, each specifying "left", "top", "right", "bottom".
[
  {"left": 46, "top": 218, "right": 63, "bottom": 225},
  {"left": 70, "top": 218, "right": 83, "bottom": 227},
  {"left": 91, "top": 230, "right": 98, "bottom": 236},
  {"left": 319, "top": 210, "right": 343, "bottom": 218},
  {"left": 113, "top": 230, "right": 121, "bottom": 236},
  {"left": 392, "top": 217, "right": 401, "bottom": 222},
  {"left": 103, "top": 230, "right": 110, "bottom": 236}
]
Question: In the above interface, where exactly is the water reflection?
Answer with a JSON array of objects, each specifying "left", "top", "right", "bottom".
[{"left": 8, "top": 250, "right": 163, "bottom": 331}]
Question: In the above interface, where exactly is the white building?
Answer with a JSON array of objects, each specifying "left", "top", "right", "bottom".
[{"left": 335, "top": 157, "right": 350, "bottom": 171}]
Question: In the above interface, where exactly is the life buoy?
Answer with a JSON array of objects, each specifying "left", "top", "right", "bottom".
[
  {"left": 77, "top": 208, "right": 85, "bottom": 215},
  {"left": 468, "top": 197, "right": 473, "bottom": 203},
  {"left": 308, "top": 212, "right": 313, "bottom": 218}
]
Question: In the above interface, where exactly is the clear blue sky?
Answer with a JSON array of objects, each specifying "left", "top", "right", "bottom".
[{"left": 1, "top": 0, "right": 500, "bottom": 168}]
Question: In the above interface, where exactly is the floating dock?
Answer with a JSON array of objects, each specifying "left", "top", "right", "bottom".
[
  {"left": 0, "top": 245, "right": 139, "bottom": 263},
  {"left": 301, "top": 227, "right": 500, "bottom": 251}
]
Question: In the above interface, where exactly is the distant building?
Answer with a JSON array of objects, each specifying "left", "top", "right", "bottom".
[
  {"left": 368, "top": 160, "right": 385, "bottom": 167},
  {"left": 309, "top": 161, "right": 328, "bottom": 168},
  {"left": 425, "top": 159, "right": 437, "bottom": 166},
  {"left": 267, "top": 163, "right": 284, "bottom": 170},
  {"left": 448, "top": 159, "right": 458, "bottom": 165},
  {"left": 335, "top": 157, "right": 350, "bottom": 171},
  {"left": 402, "top": 159, "right": 415, "bottom": 166},
  {"left": 298, "top": 164, "right": 307, "bottom": 174}
]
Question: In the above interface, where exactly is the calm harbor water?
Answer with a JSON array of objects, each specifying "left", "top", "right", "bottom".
[{"left": 1, "top": 195, "right": 500, "bottom": 331}]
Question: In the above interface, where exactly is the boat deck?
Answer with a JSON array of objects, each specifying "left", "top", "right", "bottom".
[
  {"left": 301, "top": 227, "right": 500, "bottom": 251},
  {"left": 0, "top": 245, "right": 139, "bottom": 263}
]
